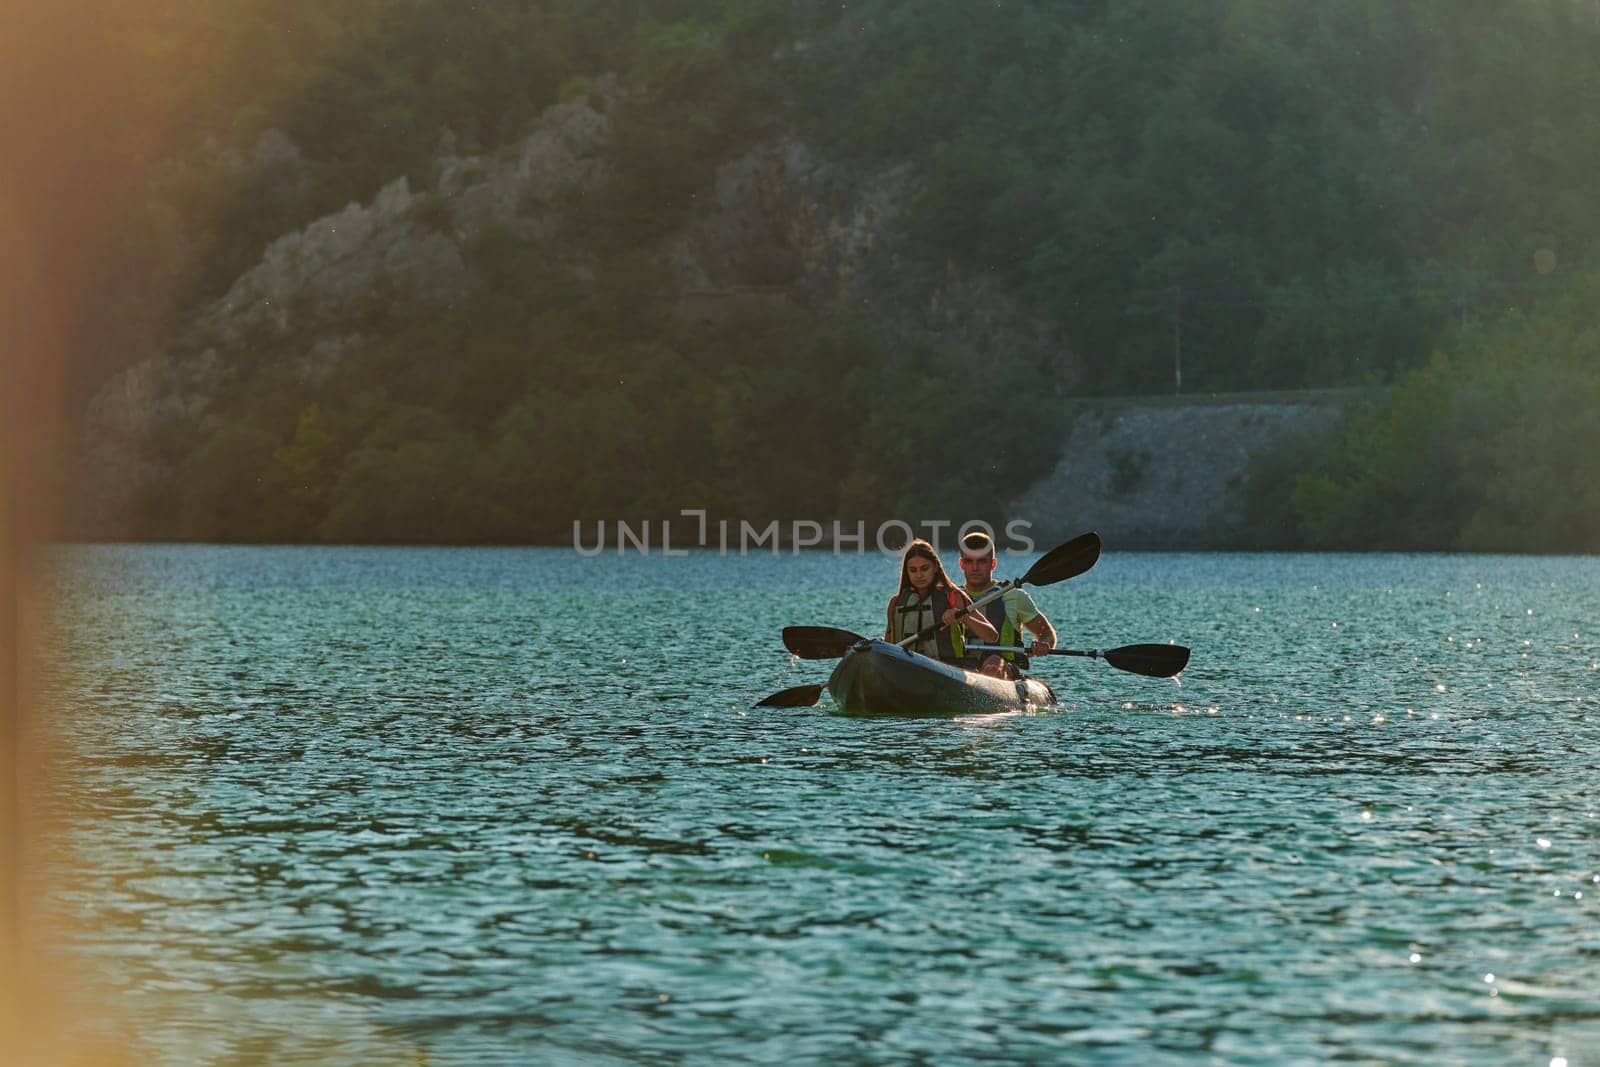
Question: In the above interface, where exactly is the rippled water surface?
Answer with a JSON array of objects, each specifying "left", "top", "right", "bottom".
[{"left": 36, "top": 547, "right": 1600, "bottom": 1064}]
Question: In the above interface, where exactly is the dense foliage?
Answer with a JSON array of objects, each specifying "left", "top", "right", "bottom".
[
  {"left": 798, "top": 0, "right": 1600, "bottom": 393},
  {"left": 1288, "top": 273, "right": 1600, "bottom": 552},
  {"left": 157, "top": 294, "right": 1055, "bottom": 543},
  {"left": 73, "top": 0, "right": 1600, "bottom": 545}
]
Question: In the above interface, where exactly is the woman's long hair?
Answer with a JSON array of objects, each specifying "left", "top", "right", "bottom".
[{"left": 896, "top": 538, "right": 958, "bottom": 602}]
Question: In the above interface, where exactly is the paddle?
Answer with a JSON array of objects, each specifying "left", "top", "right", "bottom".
[
  {"left": 756, "top": 641, "right": 1189, "bottom": 709},
  {"left": 782, "top": 624, "right": 868, "bottom": 660},
  {"left": 781, "top": 532, "right": 1102, "bottom": 661},
  {"left": 753, "top": 683, "right": 826, "bottom": 708},
  {"left": 963, "top": 642, "right": 1191, "bottom": 678}
]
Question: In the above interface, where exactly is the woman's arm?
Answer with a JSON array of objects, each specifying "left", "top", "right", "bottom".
[
  {"left": 945, "top": 590, "right": 998, "bottom": 643},
  {"left": 885, "top": 594, "right": 897, "bottom": 640}
]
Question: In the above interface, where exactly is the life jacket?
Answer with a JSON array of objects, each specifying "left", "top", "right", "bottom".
[
  {"left": 892, "top": 586, "right": 967, "bottom": 662},
  {"left": 969, "top": 585, "right": 1028, "bottom": 666}
]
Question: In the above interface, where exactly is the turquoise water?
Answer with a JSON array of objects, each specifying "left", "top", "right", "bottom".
[{"left": 38, "top": 546, "right": 1600, "bottom": 1064}]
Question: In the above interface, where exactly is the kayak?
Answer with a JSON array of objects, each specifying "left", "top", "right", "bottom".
[{"left": 825, "top": 639, "right": 1057, "bottom": 717}]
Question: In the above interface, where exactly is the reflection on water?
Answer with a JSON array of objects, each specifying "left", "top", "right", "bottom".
[{"left": 36, "top": 547, "right": 1600, "bottom": 1064}]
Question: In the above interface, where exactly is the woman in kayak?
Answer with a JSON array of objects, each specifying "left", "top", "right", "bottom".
[{"left": 886, "top": 539, "right": 997, "bottom": 663}]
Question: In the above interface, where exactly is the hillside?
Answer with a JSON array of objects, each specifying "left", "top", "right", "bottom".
[
  {"left": 1014, "top": 390, "right": 1367, "bottom": 549},
  {"left": 52, "top": 0, "right": 1600, "bottom": 548}
]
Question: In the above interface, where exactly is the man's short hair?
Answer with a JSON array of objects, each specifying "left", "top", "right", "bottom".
[{"left": 960, "top": 530, "right": 995, "bottom": 559}]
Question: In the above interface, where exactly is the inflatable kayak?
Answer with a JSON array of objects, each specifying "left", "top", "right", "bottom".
[{"left": 826, "top": 639, "right": 1057, "bottom": 717}]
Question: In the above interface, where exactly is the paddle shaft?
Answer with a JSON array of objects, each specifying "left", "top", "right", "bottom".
[
  {"left": 780, "top": 533, "right": 1102, "bottom": 662},
  {"left": 964, "top": 641, "right": 1189, "bottom": 678},
  {"left": 965, "top": 642, "right": 1094, "bottom": 658},
  {"left": 894, "top": 580, "right": 1010, "bottom": 650}
]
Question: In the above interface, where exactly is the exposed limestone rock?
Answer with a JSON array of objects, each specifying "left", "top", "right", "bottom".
[
  {"left": 295, "top": 334, "right": 370, "bottom": 388},
  {"left": 677, "top": 138, "right": 1076, "bottom": 388},
  {"left": 89, "top": 71, "right": 1347, "bottom": 544},
  {"left": 76, "top": 350, "right": 223, "bottom": 530},
  {"left": 1012, "top": 396, "right": 1351, "bottom": 548},
  {"left": 78, "top": 85, "right": 623, "bottom": 536},
  {"left": 198, "top": 80, "right": 619, "bottom": 349},
  {"left": 438, "top": 77, "right": 616, "bottom": 237},
  {"left": 82, "top": 350, "right": 221, "bottom": 442},
  {"left": 199, "top": 176, "right": 467, "bottom": 345}
]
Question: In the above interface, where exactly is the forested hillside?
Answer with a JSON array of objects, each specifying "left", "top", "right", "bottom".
[{"left": 59, "top": 0, "right": 1600, "bottom": 547}]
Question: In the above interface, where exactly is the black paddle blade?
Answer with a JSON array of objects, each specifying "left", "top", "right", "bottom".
[
  {"left": 782, "top": 625, "right": 867, "bottom": 660},
  {"left": 754, "top": 683, "right": 826, "bottom": 708},
  {"left": 1103, "top": 643, "right": 1190, "bottom": 678},
  {"left": 1020, "top": 532, "right": 1101, "bottom": 588}
]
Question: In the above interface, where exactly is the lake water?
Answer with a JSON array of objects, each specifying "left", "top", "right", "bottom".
[{"left": 33, "top": 546, "right": 1600, "bottom": 1064}]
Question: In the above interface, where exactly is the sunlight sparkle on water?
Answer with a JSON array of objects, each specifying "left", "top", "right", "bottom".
[{"left": 43, "top": 547, "right": 1600, "bottom": 1064}]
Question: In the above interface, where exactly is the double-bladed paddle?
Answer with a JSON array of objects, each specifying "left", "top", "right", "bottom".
[
  {"left": 756, "top": 532, "right": 1103, "bottom": 708},
  {"left": 781, "top": 531, "right": 1102, "bottom": 661},
  {"left": 961, "top": 642, "right": 1190, "bottom": 679},
  {"left": 754, "top": 642, "right": 1188, "bottom": 710}
]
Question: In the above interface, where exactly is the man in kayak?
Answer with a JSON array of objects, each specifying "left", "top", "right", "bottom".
[
  {"left": 957, "top": 530, "right": 1057, "bottom": 678},
  {"left": 886, "top": 538, "right": 997, "bottom": 663}
]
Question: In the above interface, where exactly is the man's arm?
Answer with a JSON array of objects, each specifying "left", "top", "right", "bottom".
[
  {"left": 1022, "top": 613, "right": 1056, "bottom": 655},
  {"left": 1009, "top": 589, "right": 1056, "bottom": 655}
]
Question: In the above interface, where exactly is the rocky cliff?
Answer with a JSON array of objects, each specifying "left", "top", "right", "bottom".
[
  {"left": 1011, "top": 392, "right": 1360, "bottom": 548},
  {"left": 77, "top": 74, "right": 1079, "bottom": 535},
  {"left": 73, "top": 65, "right": 1364, "bottom": 547}
]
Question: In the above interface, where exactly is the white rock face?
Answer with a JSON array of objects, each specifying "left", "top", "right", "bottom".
[
  {"left": 1011, "top": 397, "right": 1351, "bottom": 547},
  {"left": 77, "top": 85, "right": 621, "bottom": 534},
  {"left": 200, "top": 80, "right": 618, "bottom": 349},
  {"left": 439, "top": 83, "right": 615, "bottom": 235},
  {"left": 77, "top": 349, "right": 223, "bottom": 529},
  {"left": 200, "top": 177, "right": 465, "bottom": 345},
  {"left": 679, "top": 138, "right": 1072, "bottom": 382}
]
